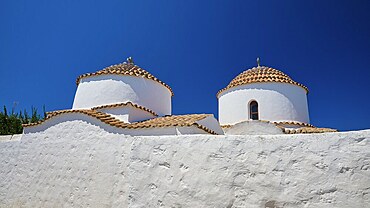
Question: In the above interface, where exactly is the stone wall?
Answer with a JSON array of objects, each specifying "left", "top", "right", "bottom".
[{"left": 0, "top": 121, "right": 369, "bottom": 207}]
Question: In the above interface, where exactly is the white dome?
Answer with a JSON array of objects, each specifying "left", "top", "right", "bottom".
[
  {"left": 72, "top": 62, "right": 172, "bottom": 116},
  {"left": 218, "top": 66, "right": 310, "bottom": 126}
]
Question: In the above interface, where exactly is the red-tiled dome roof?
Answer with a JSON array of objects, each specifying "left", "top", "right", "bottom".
[
  {"left": 76, "top": 62, "right": 174, "bottom": 96},
  {"left": 217, "top": 66, "right": 308, "bottom": 97}
]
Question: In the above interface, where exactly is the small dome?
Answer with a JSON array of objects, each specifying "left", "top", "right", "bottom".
[
  {"left": 76, "top": 62, "right": 174, "bottom": 96},
  {"left": 217, "top": 66, "right": 308, "bottom": 97}
]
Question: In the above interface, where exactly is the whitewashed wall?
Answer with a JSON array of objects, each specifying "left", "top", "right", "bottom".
[
  {"left": 97, "top": 105, "right": 156, "bottom": 123},
  {"left": 218, "top": 82, "right": 310, "bottom": 125},
  {"left": 1, "top": 127, "right": 369, "bottom": 207},
  {"left": 72, "top": 75, "right": 172, "bottom": 116}
]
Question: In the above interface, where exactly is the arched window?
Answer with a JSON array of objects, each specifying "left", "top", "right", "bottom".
[{"left": 249, "top": 101, "right": 259, "bottom": 120}]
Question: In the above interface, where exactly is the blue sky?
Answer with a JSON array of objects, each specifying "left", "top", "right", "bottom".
[{"left": 1, "top": 0, "right": 369, "bottom": 131}]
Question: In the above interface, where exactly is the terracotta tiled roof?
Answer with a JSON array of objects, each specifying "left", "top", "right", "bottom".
[
  {"left": 26, "top": 109, "right": 119, "bottom": 127},
  {"left": 91, "top": 102, "right": 158, "bottom": 116},
  {"left": 274, "top": 121, "right": 314, "bottom": 128},
  {"left": 76, "top": 62, "right": 174, "bottom": 96},
  {"left": 283, "top": 127, "right": 337, "bottom": 134},
  {"left": 220, "top": 120, "right": 336, "bottom": 134},
  {"left": 217, "top": 66, "right": 308, "bottom": 97},
  {"left": 127, "top": 114, "right": 217, "bottom": 134},
  {"left": 23, "top": 110, "right": 217, "bottom": 135}
]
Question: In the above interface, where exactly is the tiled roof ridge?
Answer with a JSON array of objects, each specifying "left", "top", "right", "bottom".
[
  {"left": 91, "top": 102, "right": 158, "bottom": 116},
  {"left": 217, "top": 66, "right": 309, "bottom": 97},
  {"left": 193, "top": 123, "right": 217, "bottom": 135},
  {"left": 127, "top": 114, "right": 217, "bottom": 135},
  {"left": 220, "top": 124, "right": 232, "bottom": 129},
  {"left": 76, "top": 63, "right": 174, "bottom": 96},
  {"left": 283, "top": 127, "right": 337, "bottom": 134},
  {"left": 273, "top": 121, "right": 315, "bottom": 128},
  {"left": 219, "top": 120, "right": 337, "bottom": 134},
  {"left": 23, "top": 110, "right": 217, "bottom": 135},
  {"left": 23, "top": 109, "right": 121, "bottom": 128}
]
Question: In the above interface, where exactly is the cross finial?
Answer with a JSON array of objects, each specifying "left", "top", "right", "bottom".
[
  {"left": 127, "top": 57, "right": 134, "bottom": 64},
  {"left": 257, "top": 57, "right": 260, "bottom": 67}
]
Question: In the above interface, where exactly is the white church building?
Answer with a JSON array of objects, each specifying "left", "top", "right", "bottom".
[
  {"left": 23, "top": 57, "right": 335, "bottom": 135},
  {"left": 24, "top": 58, "right": 223, "bottom": 136},
  {"left": 4, "top": 58, "right": 367, "bottom": 208}
]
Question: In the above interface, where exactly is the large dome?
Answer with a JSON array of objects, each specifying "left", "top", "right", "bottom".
[
  {"left": 72, "top": 59, "right": 172, "bottom": 116},
  {"left": 217, "top": 66, "right": 308, "bottom": 97}
]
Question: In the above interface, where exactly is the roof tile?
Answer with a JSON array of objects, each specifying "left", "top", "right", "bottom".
[
  {"left": 23, "top": 110, "right": 217, "bottom": 135},
  {"left": 76, "top": 63, "right": 174, "bottom": 96},
  {"left": 91, "top": 102, "right": 158, "bottom": 116},
  {"left": 284, "top": 127, "right": 337, "bottom": 134},
  {"left": 217, "top": 66, "right": 308, "bottom": 97}
]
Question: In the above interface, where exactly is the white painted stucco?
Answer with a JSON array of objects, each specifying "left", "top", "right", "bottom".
[
  {"left": 72, "top": 75, "right": 172, "bottom": 116},
  {"left": 195, "top": 115, "right": 224, "bottom": 135},
  {"left": 218, "top": 82, "right": 309, "bottom": 125},
  {"left": 223, "top": 120, "right": 284, "bottom": 135},
  {"left": 1, "top": 126, "right": 369, "bottom": 207},
  {"left": 96, "top": 105, "right": 156, "bottom": 123}
]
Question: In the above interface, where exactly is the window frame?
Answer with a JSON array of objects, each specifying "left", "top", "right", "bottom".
[{"left": 249, "top": 100, "right": 259, "bottom": 120}]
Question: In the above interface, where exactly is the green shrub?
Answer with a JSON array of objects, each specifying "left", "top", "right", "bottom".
[{"left": 0, "top": 105, "right": 46, "bottom": 135}]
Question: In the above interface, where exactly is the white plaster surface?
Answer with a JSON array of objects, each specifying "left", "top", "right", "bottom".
[
  {"left": 196, "top": 115, "right": 224, "bottom": 135},
  {"left": 0, "top": 134, "right": 22, "bottom": 142},
  {"left": 72, "top": 75, "right": 172, "bottom": 116},
  {"left": 224, "top": 120, "right": 284, "bottom": 135},
  {"left": 1, "top": 126, "right": 370, "bottom": 207},
  {"left": 218, "top": 82, "right": 310, "bottom": 125},
  {"left": 97, "top": 105, "right": 156, "bottom": 123}
]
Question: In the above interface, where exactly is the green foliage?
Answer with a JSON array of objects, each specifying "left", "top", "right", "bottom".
[
  {"left": 43, "top": 105, "right": 47, "bottom": 119},
  {"left": 0, "top": 105, "right": 46, "bottom": 135},
  {"left": 30, "top": 106, "right": 40, "bottom": 123}
]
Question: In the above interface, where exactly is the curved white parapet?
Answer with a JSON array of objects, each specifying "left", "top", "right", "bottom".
[
  {"left": 22, "top": 112, "right": 223, "bottom": 136},
  {"left": 218, "top": 82, "right": 310, "bottom": 125},
  {"left": 72, "top": 75, "right": 172, "bottom": 116}
]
